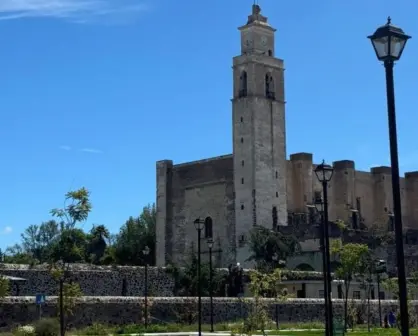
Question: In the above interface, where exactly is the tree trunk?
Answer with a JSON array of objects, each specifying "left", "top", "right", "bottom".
[
  {"left": 367, "top": 286, "right": 371, "bottom": 332},
  {"left": 344, "top": 281, "right": 350, "bottom": 331}
]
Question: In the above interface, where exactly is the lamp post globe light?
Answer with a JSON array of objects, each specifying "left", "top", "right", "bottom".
[
  {"left": 207, "top": 238, "right": 214, "bottom": 333},
  {"left": 194, "top": 218, "right": 205, "bottom": 336},
  {"left": 368, "top": 18, "right": 411, "bottom": 336},
  {"left": 314, "top": 161, "right": 334, "bottom": 336},
  {"left": 142, "top": 246, "right": 150, "bottom": 328}
]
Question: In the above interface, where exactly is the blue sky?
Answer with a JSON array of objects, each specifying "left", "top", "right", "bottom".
[{"left": 0, "top": 0, "right": 417, "bottom": 249}]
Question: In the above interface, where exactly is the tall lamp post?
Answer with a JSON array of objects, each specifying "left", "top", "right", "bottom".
[
  {"left": 307, "top": 192, "right": 330, "bottom": 336},
  {"left": 314, "top": 161, "right": 334, "bottom": 336},
  {"left": 143, "top": 245, "right": 150, "bottom": 329},
  {"left": 375, "top": 259, "right": 387, "bottom": 327},
  {"left": 194, "top": 218, "right": 205, "bottom": 336},
  {"left": 207, "top": 238, "right": 214, "bottom": 332},
  {"left": 368, "top": 18, "right": 411, "bottom": 336},
  {"left": 272, "top": 253, "right": 286, "bottom": 330}
]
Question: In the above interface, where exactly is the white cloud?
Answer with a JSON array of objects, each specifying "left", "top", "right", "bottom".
[
  {"left": 80, "top": 148, "right": 103, "bottom": 154},
  {"left": 1, "top": 226, "right": 12, "bottom": 234},
  {"left": 0, "top": 0, "right": 148, "bottom": 23},
  {"left": 60, "top": 145, "right": 72, "bottom": 151}
]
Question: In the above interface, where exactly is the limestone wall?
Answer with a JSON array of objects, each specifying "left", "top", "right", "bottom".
[
  {"left": 156, "top": 155, "right": 236, "bottom": 268},
  {"left": 0, "top": 297, "right": 408, "bottom": 331}
]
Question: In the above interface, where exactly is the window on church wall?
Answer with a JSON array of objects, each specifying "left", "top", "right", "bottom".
[
  {"left": 204, "top": 217, "right": 213, "bottom": 238},
  {"left": 351, "top": 212, "right": 358, "bottom": 230},
  {"left": 272, "top": 206, "right": 278, "bottom": 230},
  {"left": 388, "top": 216, "right": 395, "bottom": 232},
  {"left": 265, "top": 73, "right": 275, "bottom": 100},
  {"left": 239, "top": 71, "right": 248, "bottom": 98},
  {"left": 308, "top": 207, "right": 316, "bottom": 224}
]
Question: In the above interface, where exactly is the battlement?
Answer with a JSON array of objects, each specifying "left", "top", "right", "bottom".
[
  {"left": 172, "top": 154, "right": 233, "bottom": 169},
  {"left": 371, "top": 166, "right": 392, "bottom": 175},
  {"left": 406, "top": 171, "right": 418, "bottom": 179},
  {"left": 333, "top": 160, "right": 355, "bottom": 170},
  {"left": 290, "top": 153, "right": 313, "bottom": 161}
]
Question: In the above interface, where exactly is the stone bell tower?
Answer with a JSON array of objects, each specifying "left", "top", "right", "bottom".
[{"left": 232, "top": 4, "right": 287, "bottom": 265}]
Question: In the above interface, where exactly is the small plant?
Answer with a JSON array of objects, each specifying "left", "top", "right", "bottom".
[
  {"left": 13, "top": 325, "right": 35, "bottom": 336},
  {"left": 77, "top": 323, "right": 109, "bottom": 336},
  {"left": 33, "top": 319, "right": 59, "bottom": 336}
]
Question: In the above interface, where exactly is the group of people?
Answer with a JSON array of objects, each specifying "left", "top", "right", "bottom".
[{"left": 383, "top": 311, "right": 396, "bottom": 328}]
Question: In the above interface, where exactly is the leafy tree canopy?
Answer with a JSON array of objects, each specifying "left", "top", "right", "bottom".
[
  {"left": 1, "top": 195, "right": 157, "bottom": 266},
  {"left": 248, "top": 226, "right": 299, "bottom": 271}
]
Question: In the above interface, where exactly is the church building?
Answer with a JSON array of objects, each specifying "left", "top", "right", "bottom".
[{"left": 155, "top": 4, "right": 418, "bottom": 268}]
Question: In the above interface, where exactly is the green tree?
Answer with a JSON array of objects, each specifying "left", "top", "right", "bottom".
[
  {"left": 2, "top": 244, "right": 38, "bottom": 264},
  {"left": 166, "top": 252, "right": 223, "bottom": 296},
  {"left": 49, "top": 187, "right": 91, "bottom": 336},
  {"left": 20, "top": 220, "right": 60, "bottom": 263},
  {"left": 237, "top": 268, "right": 290, "bottom": 335},
  {"left": 382, "top": 271, "right": 418, "bottom": 330},
  {"left": 87, "top": 224, "right": 110, "bottom": 264},
  {"left": 331, "top": 240, "right": 369, "bottom": 330},
  {"left": 113, "top": 204, "right": 156, "bottom": 265},
  {"left": 248, "top": 226, "right": 299, "bottom": 271}
]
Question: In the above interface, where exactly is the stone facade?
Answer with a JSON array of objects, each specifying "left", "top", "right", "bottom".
[
  {"left": 0, "top": 296, "right": 411, "bottom": 330},
  {"left": 155, "top": 3, "right": 418, "bottom": 268}
]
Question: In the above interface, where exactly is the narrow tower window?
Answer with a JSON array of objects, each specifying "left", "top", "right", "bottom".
[
  {"left": 241, "top": 137, "right": 243, "bottom": 143},
  {"left": 265, "top": 73, "right": 275, "bottom": 100},
  {"left": 272, "top": 206, "right": 278, "bottom": 230},
  {"left": 239, "top": 71, "right": 248, "bottom": 98},
  {"left": 204, "top": 217, "right": 213, "bottom": 238},
  {"left": 241, "top": 178, "right": 244, "bottom": 184},
  {"left": 241, "top": 160, "right": 244, "bottom": 166}
]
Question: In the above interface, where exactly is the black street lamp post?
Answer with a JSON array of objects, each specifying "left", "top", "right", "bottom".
[
  {"left": 194, "top": 218, "right": 205, "bottom": 336},
  {"left": 307, "top": 192, "right": 330, "bottom": 336},
  {"left": 272, "top": 253, "right": 286, "bottom": 330},
  {"left": 272, "top": 253, "right": 279, "bottom": 329},
  {"left": 375, "top": 259, "right": 387, "bottom": 327},
  {"left": 207, "top": 238, "right": 215, "bottom": 332},
  {"left": 143, "top": 246, "right": 150, "bottom": 329},
  {"left": 314, "top": 161, "right": 334, "bottom": 336},
  {"left": 368, "top": 17, "right": 411, "bottom": 336}
]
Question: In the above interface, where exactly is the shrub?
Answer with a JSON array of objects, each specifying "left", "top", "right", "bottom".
[
  {"left": 13, "top": 325, "right": 35, "bottom": 336},
  {"left": 78, "top": 323, "right": 109, "bottom": 336},
  {"left": 33, "top": 318, "right": 59, "bottom": 336}
]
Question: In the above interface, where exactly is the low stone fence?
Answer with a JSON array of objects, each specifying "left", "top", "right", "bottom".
[{"left": 0, "top": 297, "right": 407, "bottom": 331}]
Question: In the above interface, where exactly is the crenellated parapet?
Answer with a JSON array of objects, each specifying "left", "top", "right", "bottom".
[{"left": 286, "top": 153, "right": 418, "bottom": 230}]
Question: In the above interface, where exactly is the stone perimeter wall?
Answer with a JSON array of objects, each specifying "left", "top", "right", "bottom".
[
  {"left": 0, "top": 297, "right": 410, "bottom": 331},
  {"left": 0, "top": 264, "right": 175, "bottom": 297}
]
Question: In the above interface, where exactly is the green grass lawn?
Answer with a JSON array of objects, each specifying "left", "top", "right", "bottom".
[{"left": 3, "top": 322, "right": 418, "bottom": 336}]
